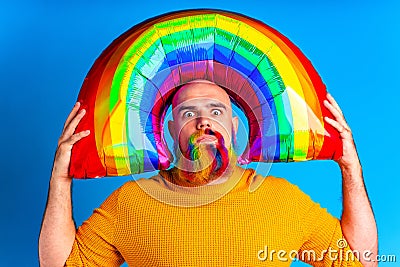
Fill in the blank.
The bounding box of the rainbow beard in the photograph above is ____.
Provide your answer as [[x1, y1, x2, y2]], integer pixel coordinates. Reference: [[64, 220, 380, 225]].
[[174, 129, 233, 186]]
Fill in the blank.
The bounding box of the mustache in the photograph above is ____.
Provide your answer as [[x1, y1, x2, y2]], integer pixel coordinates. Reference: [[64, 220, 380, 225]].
[[187, 129, 229, 176], [186, 128, 225, 159]]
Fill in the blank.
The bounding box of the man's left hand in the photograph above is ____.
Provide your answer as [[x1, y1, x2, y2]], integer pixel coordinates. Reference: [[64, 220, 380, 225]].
[[323, 93, 361, 171]]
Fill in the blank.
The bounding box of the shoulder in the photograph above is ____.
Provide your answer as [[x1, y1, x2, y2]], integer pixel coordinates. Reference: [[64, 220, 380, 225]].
[[116, 175, 158, 196], [110, 174, 168, 205], [251, 174, 315, 206], [255, 175, 300, 194], [99, 180, 140, 208]]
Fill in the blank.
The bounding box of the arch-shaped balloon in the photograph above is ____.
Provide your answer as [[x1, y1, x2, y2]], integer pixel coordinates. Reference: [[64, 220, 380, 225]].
[[70, 9, 342, 178]]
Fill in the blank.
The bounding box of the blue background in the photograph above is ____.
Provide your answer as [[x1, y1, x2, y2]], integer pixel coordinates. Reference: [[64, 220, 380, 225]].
[[1, 1, 399, 266]]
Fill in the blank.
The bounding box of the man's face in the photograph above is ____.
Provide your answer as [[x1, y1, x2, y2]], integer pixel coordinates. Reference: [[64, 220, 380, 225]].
[[168, 81, 238, 157]]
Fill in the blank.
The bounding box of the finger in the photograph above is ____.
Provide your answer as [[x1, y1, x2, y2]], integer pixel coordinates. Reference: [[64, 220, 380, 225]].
[[323, 100, 351, 131], [63, 109, 86, 137], [60, 130, 90, 148], [69, 130, 91, 145], [63, 102, 81, 131], [59, 109, 87, 144], [324, 116, 350, 135], [326, 93, 343, 115]]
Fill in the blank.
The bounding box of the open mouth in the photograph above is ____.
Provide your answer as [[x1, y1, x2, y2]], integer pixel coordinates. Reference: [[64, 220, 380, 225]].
[[196, 135, 218, 144]]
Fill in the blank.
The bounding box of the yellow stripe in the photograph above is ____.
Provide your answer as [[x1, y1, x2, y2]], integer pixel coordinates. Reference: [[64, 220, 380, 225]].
[[286, 86, 311, 160], [235, 21, 310, 158], [108, 27, 165, 173], [268, 42, 309, 157]]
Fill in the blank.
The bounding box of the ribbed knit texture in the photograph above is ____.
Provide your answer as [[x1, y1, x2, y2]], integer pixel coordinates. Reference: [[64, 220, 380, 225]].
[[66, 167, 361, 266]]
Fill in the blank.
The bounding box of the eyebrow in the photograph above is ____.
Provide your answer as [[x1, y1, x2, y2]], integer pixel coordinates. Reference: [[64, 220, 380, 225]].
[[177, 105, 197, 113], [208, 102, 227, 110], [177, 102, 227, 113]]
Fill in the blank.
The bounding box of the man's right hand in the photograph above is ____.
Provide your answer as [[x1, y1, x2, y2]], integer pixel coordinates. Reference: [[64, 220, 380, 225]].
[[51, 102, 90, 183], [39, 102, 90, 267]]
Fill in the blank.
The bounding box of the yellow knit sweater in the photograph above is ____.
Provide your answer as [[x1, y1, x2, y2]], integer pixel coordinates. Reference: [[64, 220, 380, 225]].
[[66, 167, 361, 266]]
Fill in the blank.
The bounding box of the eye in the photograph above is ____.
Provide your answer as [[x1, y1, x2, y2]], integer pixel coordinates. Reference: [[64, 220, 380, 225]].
[[212, 109, 222, 116], [183, 111, 195, 118]]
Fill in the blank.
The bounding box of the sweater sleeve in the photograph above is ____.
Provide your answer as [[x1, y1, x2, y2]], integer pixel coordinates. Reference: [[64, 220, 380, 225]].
[[294, 184, 362, 267], [65, 186, 125, 267]]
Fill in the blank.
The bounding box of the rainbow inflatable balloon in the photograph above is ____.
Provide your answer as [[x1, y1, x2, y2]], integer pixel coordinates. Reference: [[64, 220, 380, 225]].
[[70, 9, 342, 178]]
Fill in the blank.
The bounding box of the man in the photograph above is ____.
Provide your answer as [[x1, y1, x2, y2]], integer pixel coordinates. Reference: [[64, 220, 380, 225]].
[[39, 80, 377, 266]]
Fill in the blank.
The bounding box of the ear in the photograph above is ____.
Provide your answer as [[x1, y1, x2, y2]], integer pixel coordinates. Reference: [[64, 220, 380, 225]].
[[166, 120, 176, 163], [168, 120, 176, 140], [232, 116, 239, 136]]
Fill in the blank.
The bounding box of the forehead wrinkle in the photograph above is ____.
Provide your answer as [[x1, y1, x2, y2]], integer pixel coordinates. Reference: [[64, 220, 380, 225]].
[[207, 102, 227, 110], [177, 100, 228, 114], [172, 83, 230, 106], [171, 83, 232, 121]]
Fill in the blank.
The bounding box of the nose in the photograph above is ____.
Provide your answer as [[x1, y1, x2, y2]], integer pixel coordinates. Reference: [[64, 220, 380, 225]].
[[196, 116, 212, 130]]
